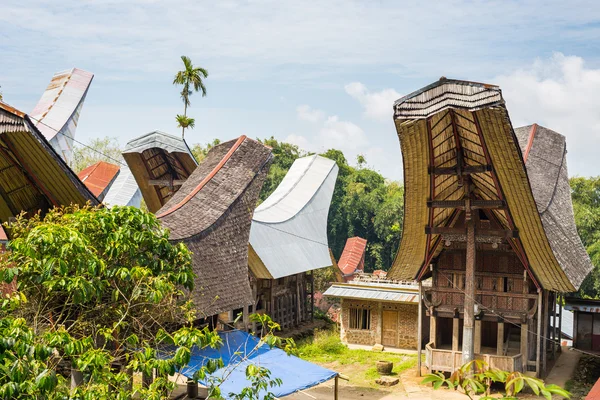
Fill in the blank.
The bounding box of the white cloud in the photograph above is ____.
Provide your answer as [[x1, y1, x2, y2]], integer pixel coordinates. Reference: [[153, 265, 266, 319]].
[[296, 105, 325, 123], [345, 82, 401, 122], [495, 52, 600, 176], [320, 116, 368, 150], [284, 134, 311, 150]]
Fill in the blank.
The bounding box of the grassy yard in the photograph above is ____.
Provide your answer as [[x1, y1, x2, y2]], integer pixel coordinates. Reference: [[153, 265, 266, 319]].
[[296, 328, 418, 390]]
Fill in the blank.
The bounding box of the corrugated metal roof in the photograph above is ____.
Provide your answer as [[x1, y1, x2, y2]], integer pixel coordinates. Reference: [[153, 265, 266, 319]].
[[323, 283, 419, 303], [30, 68, 94, 164], [338, 237, 367, 275], [249, 155, 338, 279], [565, 297, 600, 313], [103, 166, 142, 208], [77, 161, 120, 200]]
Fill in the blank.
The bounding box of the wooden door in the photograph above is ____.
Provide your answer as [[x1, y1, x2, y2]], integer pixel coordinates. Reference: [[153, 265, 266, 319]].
[[382, 310, 398, 347]]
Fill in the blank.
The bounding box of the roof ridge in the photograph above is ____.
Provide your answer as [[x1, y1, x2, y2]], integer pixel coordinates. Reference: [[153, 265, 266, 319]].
[[156, 135, 247, 218], [523, 123, 538, 163]]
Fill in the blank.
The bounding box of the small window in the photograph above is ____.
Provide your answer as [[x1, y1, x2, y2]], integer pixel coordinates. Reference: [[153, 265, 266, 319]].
[[349, 308, 371, 330]]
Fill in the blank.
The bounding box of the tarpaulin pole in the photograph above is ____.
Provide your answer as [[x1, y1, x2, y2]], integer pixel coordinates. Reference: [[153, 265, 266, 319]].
[[334, 375, 338, 400]]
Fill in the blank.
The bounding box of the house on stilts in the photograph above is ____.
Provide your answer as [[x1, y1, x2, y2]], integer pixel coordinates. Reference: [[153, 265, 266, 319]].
[[247, 155, 338, 330], [388, 78, 592, 377]]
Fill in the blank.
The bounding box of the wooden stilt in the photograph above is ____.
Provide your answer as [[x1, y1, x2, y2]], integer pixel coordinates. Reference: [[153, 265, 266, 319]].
[[461, 198, 476, 364], [552, 292, 557, 360], [558, 294, 563, 349], [429, 311, 437, 348], [376, 302, 383, 345], [497, 321, 504, 356], [536, 290, 542, 377], [417, 281, 423, 377], [543, 290, 549, 375], [452, 317, 460, 352], [520, 322, 528, 372], [474, 320, 482, 355]]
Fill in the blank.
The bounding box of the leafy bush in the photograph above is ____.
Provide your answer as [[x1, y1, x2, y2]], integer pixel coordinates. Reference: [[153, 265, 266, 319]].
[[422, 360, 570, 399]]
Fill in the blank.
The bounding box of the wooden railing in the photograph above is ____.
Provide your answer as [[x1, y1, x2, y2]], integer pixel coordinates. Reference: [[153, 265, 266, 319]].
[[426, 288, 536, 314], [425, 342, 523, 373]]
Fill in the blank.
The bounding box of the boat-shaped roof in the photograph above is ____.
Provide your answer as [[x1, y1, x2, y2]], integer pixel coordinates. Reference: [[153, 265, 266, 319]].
[[123, 131, 197, 213], [249, 155, 338, 279], [157, 136, 272, 316]]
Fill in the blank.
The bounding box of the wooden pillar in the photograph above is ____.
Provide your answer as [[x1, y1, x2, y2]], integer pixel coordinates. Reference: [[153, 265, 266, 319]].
[[474, 319, 482, 355], [497, 321, 505, 356], [461, 199, 476, 364], [552, 292, 557, 359], [520, 322, 528, 372], [543, 290, 549, 374], [310, 272, 315, 321], [340, 299, 346, 342], [376, 302, 383, 345], [558, 294, 563, 348], [452, 317, 460, 352], [536, 290, 542, 377], [296, 274, 302, 326], [417, 281, 423, 377], [429, 310, 437, 348]]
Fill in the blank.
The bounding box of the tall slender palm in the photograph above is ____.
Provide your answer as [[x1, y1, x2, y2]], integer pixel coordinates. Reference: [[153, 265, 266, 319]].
[[173, 56, 208, 139]]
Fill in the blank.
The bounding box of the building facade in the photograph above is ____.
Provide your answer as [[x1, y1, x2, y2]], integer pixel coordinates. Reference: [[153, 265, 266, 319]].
[[325, 276, 422, 350], [387, 79, 592, 377]]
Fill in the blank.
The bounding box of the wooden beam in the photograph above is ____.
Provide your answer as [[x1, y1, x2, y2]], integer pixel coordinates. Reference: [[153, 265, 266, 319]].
[[148, 179, 187, 186], [429, 164, 492, 176], [425, 226, 518, 239], [427, 199, 505, 209], [536, 290, 542, 377]]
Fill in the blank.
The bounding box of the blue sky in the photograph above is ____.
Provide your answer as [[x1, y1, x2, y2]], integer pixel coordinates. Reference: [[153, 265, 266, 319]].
[[2, 0, 600, 180]]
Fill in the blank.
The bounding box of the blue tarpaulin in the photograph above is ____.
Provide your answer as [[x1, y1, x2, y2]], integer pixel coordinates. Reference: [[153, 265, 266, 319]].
[[177, 330, 337, 399]]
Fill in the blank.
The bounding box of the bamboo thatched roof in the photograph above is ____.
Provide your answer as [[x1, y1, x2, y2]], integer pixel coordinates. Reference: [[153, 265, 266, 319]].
[[514, 124, 592, 290], [387, 78, 576, 292], [0, 102, 98, 227], [157, 136, 272, 317]]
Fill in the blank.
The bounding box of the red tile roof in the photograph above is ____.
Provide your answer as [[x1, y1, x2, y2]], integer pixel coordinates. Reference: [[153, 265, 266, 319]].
[[338, 236, 367, 276], [77, 161, 120, 199]]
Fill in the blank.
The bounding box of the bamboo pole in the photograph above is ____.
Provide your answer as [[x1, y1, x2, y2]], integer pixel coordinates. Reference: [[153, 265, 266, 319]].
[[334, 375, 339, 400]]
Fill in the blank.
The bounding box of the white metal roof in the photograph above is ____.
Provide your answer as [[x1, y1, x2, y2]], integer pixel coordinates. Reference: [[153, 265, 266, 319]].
[[30, 68, 94, 164], [249, 155, 338, 279], [324, 283, 419, 303], [123, 130, 195, 156], [103, 166, 142, 208]]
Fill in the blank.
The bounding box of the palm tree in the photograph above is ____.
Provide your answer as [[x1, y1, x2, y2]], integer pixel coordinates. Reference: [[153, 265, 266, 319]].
[[175, 114, 195, 132], [173, 56, 208, 139]]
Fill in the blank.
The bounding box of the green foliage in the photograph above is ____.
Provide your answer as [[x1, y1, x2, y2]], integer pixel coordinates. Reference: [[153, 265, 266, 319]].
[[176, 114, 195, 130], [0, 206, 296, 399], [191, 138, 222, 163], [70, 136, 123, 173], [257, 137, 305, 202], [571, 176, 600, 298], [422, 360, 570, 399]]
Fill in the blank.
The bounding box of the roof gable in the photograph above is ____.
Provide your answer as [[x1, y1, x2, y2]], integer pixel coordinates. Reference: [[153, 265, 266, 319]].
[[338, 237, 367, 276], [78, 161, 120, 200]]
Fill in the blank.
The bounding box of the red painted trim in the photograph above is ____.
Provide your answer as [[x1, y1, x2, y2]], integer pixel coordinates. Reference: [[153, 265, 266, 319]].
[[157, 135, 247, 218], [522, 124, 538, 164]]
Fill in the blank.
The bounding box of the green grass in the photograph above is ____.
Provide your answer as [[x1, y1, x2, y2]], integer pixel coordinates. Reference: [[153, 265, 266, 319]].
[[297, 329, 417, 389]]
